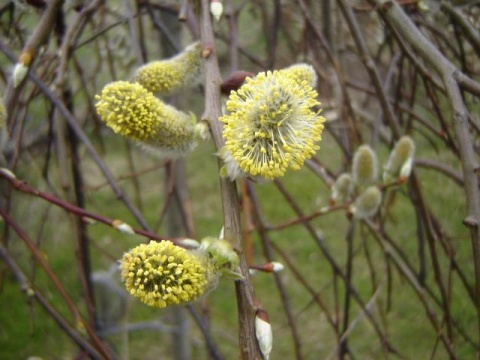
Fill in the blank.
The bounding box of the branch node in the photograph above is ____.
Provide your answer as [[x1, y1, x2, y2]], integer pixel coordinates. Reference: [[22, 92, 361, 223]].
[[380, 1, 393, 11], [463, 215, 479, 228], [201, 45, 214, 58]]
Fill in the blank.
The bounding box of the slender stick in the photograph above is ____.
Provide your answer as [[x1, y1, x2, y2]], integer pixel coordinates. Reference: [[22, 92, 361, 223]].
[[0, 169, 173, 243]]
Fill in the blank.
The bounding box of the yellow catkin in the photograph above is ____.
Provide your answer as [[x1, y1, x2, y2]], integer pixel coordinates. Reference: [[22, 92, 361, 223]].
[[120, 240, 212, 308], [95, 81, 197, 156], [133, 42, 202, 96], [220, 70, 325, 180], [280, 63, 318, 88]]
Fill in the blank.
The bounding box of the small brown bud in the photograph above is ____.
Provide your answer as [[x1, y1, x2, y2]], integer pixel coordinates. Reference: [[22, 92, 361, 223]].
[[221, 71, 255, 95]]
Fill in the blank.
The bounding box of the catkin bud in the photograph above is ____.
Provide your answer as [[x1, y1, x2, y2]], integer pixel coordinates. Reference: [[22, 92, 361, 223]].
[[255, 310, 273, 360], [352, 145, 378, 187], [95, 81, 198, 157], [133, 42, 203, 96], [250, 262, 285, 274], [112, 219, 135, 235], [330, 173, 353, 205], [280, 63, 318, 88], [120, 240, 218, 308], [177, 238, 201, 249], [0, 168, 16, 179], [12, 51, 34, 88], [219, 146, 248, 180], [350, 186, 382, 220], [383, 136, 415, 183], [194, 121, 211, 140], [201, 237, 240, 271], [210, 0, 223, 21], [13, 63, 29, 88]]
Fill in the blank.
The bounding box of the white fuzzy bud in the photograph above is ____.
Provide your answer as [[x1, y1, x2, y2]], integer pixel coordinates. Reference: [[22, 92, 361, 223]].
[[350, 186, 382, 220], [383, 136, 415, 183], [271, 262, 284, 272], [330, 173, 353, 204], [194, 121, 211, 140], [210, 1, 223, 22], [202, 237, 239, 270], [0, 168, 17, 179], [319, 206, 329, 213], [199, 237, 214, 251], [399, 157, 413, 179], [352, 145, 378, 187], [112, 220, 135, 234], [255, 314, 273, 360], [177, 238, 201, 249], [13, 63, 29, 88]]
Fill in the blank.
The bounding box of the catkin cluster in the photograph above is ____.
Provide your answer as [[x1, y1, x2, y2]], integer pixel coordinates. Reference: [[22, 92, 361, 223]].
[[330, 136, 415, 219], [95, 43, 204, 157]]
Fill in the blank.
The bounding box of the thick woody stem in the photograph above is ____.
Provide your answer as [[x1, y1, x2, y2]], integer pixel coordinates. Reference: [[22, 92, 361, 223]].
[[197, 0, 260, 359]]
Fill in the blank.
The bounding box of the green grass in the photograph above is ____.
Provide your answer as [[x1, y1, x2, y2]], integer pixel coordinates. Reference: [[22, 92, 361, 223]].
[[1, 128, 477, 359]]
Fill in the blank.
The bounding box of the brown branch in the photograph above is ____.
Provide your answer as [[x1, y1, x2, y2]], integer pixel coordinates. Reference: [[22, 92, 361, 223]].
[[196, 0, 260, 358], [0, 168, 178, 244], [339, 221, 355, 359], [414, 158, 463, 186], [365, 220, 460, 358]]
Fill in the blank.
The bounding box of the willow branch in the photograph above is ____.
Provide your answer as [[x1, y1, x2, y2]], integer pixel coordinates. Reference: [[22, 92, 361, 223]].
[[197, 0, 260, 358], [0, 168, 174, 243]]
